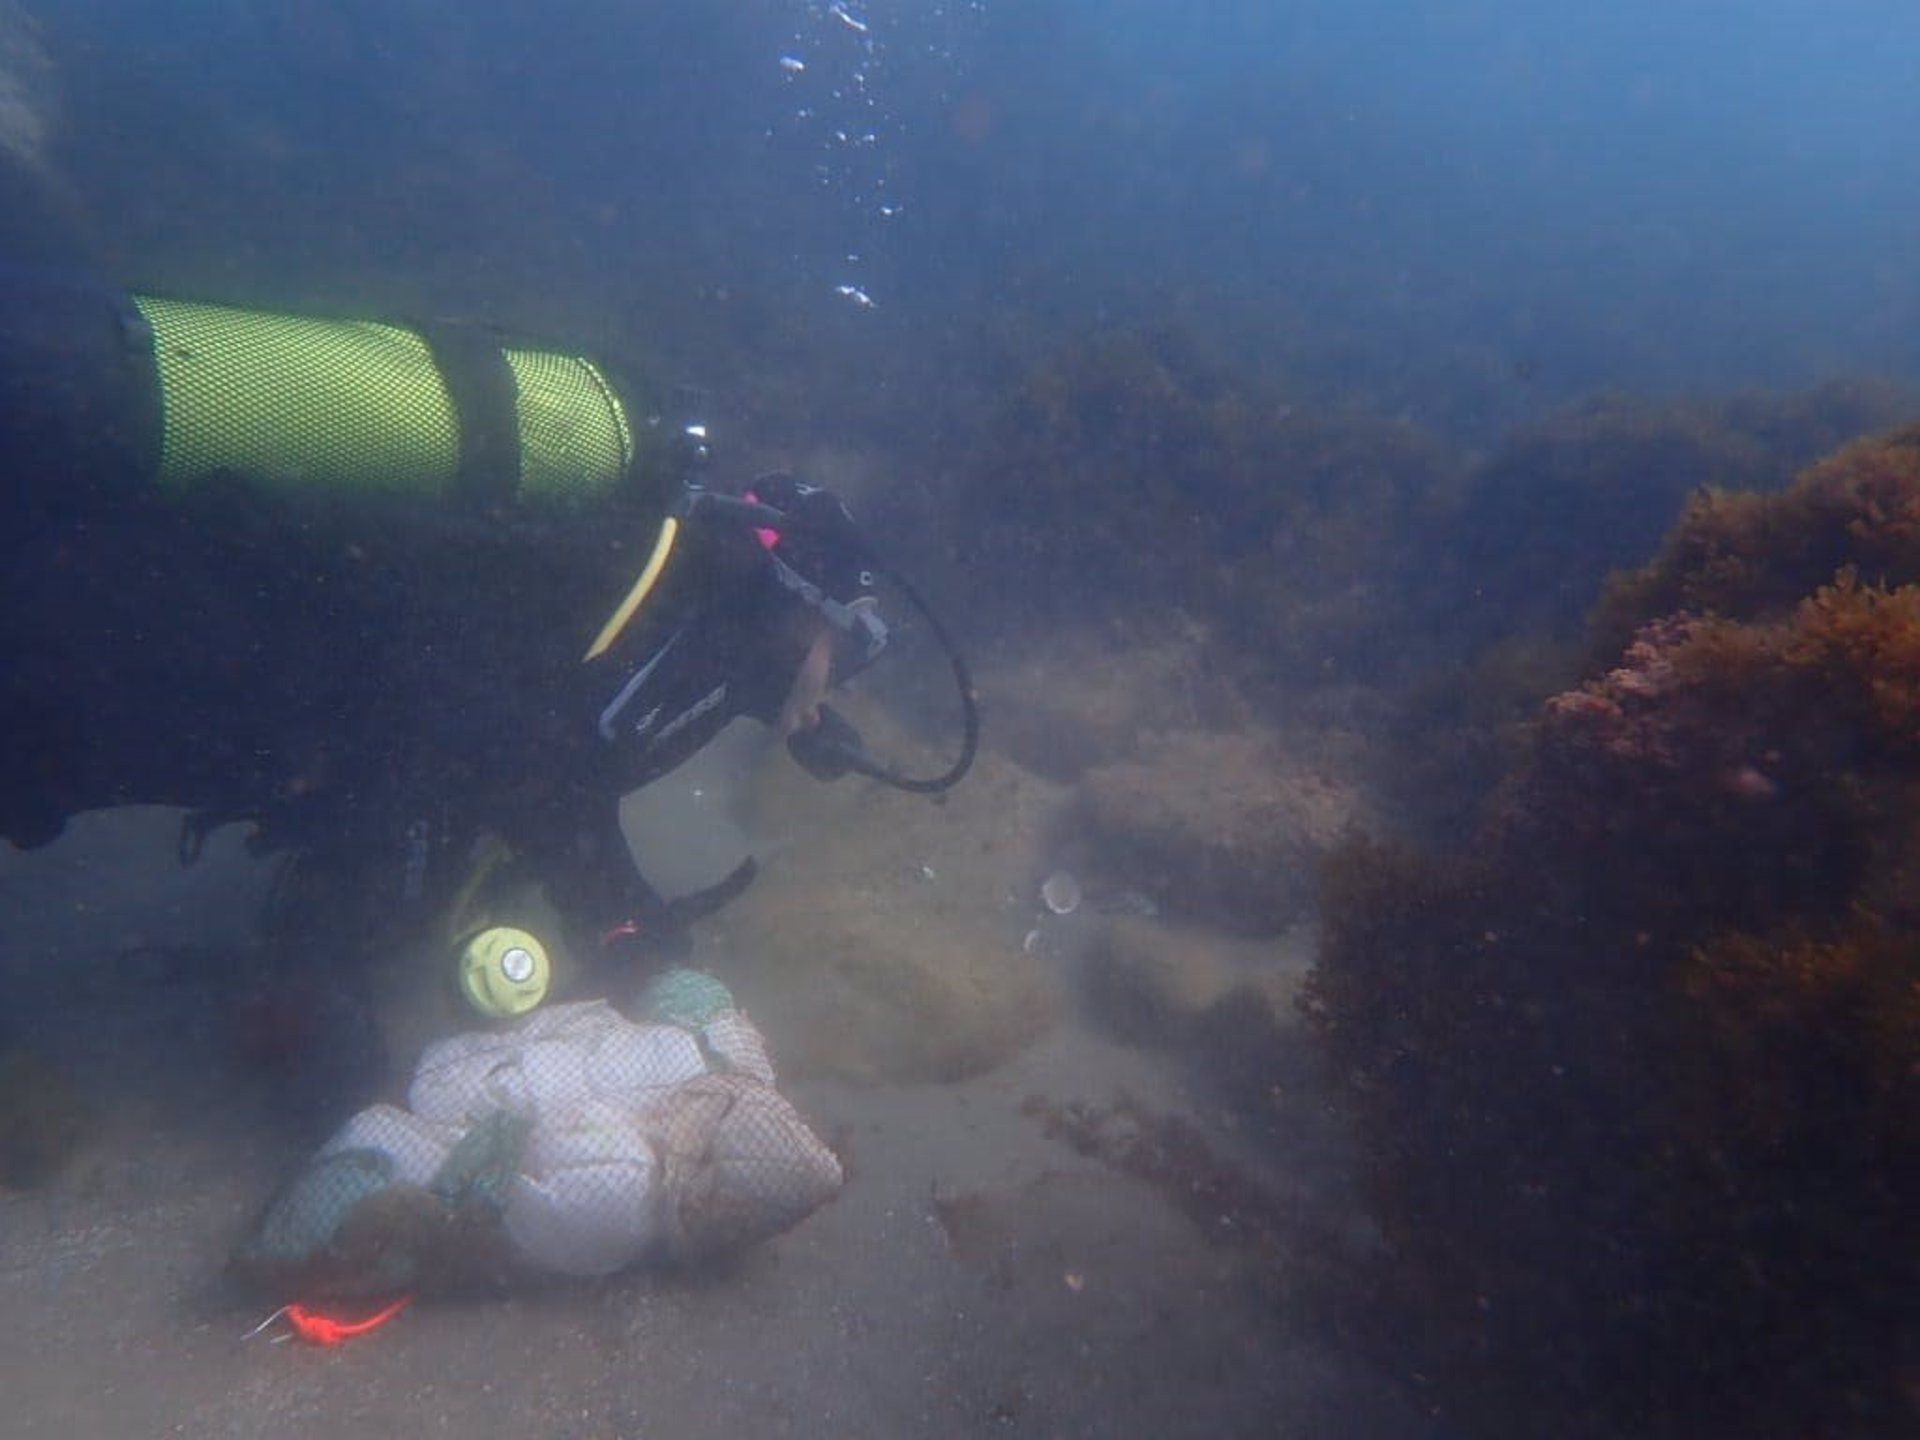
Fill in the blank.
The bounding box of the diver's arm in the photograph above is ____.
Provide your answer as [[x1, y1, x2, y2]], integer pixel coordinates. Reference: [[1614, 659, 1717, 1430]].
[[777, 621, 835, 736]]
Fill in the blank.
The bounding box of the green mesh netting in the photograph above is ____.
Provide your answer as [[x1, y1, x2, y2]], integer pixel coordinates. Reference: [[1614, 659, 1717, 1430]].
[[504, 348, 633, 501], [241, 1148, 399, 1272], [644, 968, 737, 1029], [134, 296, 461, 497]]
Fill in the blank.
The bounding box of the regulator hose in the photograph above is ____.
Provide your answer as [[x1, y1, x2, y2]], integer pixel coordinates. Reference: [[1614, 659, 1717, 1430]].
[[687, 491, 978, 795]]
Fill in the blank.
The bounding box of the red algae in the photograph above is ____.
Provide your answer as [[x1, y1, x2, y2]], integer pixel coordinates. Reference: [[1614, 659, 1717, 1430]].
[[1308, 422, 1920, 1440]]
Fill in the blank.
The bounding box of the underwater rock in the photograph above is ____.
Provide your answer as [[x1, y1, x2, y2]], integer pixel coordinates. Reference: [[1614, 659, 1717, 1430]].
[[719, 873, 1056, 1085], [1081, 915, 1313, 1113], [1019, 1091, 1378, 1305], [973, 623, 1252, 783], [712, 701, 1064, 1085], [1076, 729, 1365, 934], [1024, 1093, 1284, 1251], [1081, 914, 1295, 1044]]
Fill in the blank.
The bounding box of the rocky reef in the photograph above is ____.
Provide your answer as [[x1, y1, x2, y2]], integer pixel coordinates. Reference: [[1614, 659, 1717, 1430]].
[[1590, 419, 1920, 653], [1380, 386, 1920, 848], [1307, 424, 1920, 1438], [1075, 729, 1366, 935]]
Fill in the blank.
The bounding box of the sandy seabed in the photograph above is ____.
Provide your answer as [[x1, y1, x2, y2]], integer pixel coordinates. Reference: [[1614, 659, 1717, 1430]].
[[0, 803, 1439, 1440]]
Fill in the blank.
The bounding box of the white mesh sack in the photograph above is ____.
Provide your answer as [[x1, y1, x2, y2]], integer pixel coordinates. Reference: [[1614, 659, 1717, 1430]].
[[645, 1073, 845, 1260], [320, 1103, 457, 1186], [503, 1097, 662, 1276], [237, 975, 842, 1299], [409, 1000, 708, 1124]]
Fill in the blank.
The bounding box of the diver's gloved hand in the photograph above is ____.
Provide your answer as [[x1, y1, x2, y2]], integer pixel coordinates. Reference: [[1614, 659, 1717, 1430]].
[[785, 704, 876, 783]]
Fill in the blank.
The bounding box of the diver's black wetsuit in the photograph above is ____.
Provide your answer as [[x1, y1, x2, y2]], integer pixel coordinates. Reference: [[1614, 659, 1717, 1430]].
[[0, 267, 875, 964], [531, 475, 881, 948], [2, 472, 870, 945]]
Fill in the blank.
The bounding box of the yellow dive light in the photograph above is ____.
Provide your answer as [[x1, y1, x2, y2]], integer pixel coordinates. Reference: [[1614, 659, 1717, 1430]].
[[457, 925, 552, 1018]]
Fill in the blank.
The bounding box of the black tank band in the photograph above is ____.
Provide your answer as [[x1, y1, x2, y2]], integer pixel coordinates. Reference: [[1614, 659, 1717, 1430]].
[[418, 323, 522, 508]]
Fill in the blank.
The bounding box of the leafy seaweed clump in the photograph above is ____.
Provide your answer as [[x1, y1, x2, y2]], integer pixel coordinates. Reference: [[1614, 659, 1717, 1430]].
[[1308, 423, 1920, 1440]]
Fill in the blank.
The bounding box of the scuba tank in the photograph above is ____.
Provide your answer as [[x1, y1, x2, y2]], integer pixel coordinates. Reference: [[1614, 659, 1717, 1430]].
[[0, 266, 663, 513]]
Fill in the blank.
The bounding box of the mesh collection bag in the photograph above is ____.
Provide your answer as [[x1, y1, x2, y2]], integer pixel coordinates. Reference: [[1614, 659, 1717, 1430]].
[[234, 971, 839, 1300]]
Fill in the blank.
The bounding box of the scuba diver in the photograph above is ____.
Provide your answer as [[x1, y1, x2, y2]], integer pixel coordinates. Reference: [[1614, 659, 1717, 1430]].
[[525, 468, 900, 966], [0, 268, 976, 1056]]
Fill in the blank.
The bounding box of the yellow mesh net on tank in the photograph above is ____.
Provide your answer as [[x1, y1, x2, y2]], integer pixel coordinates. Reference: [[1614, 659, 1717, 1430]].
[[133, 296, 461, 497], [504, 348, 634, 502]]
